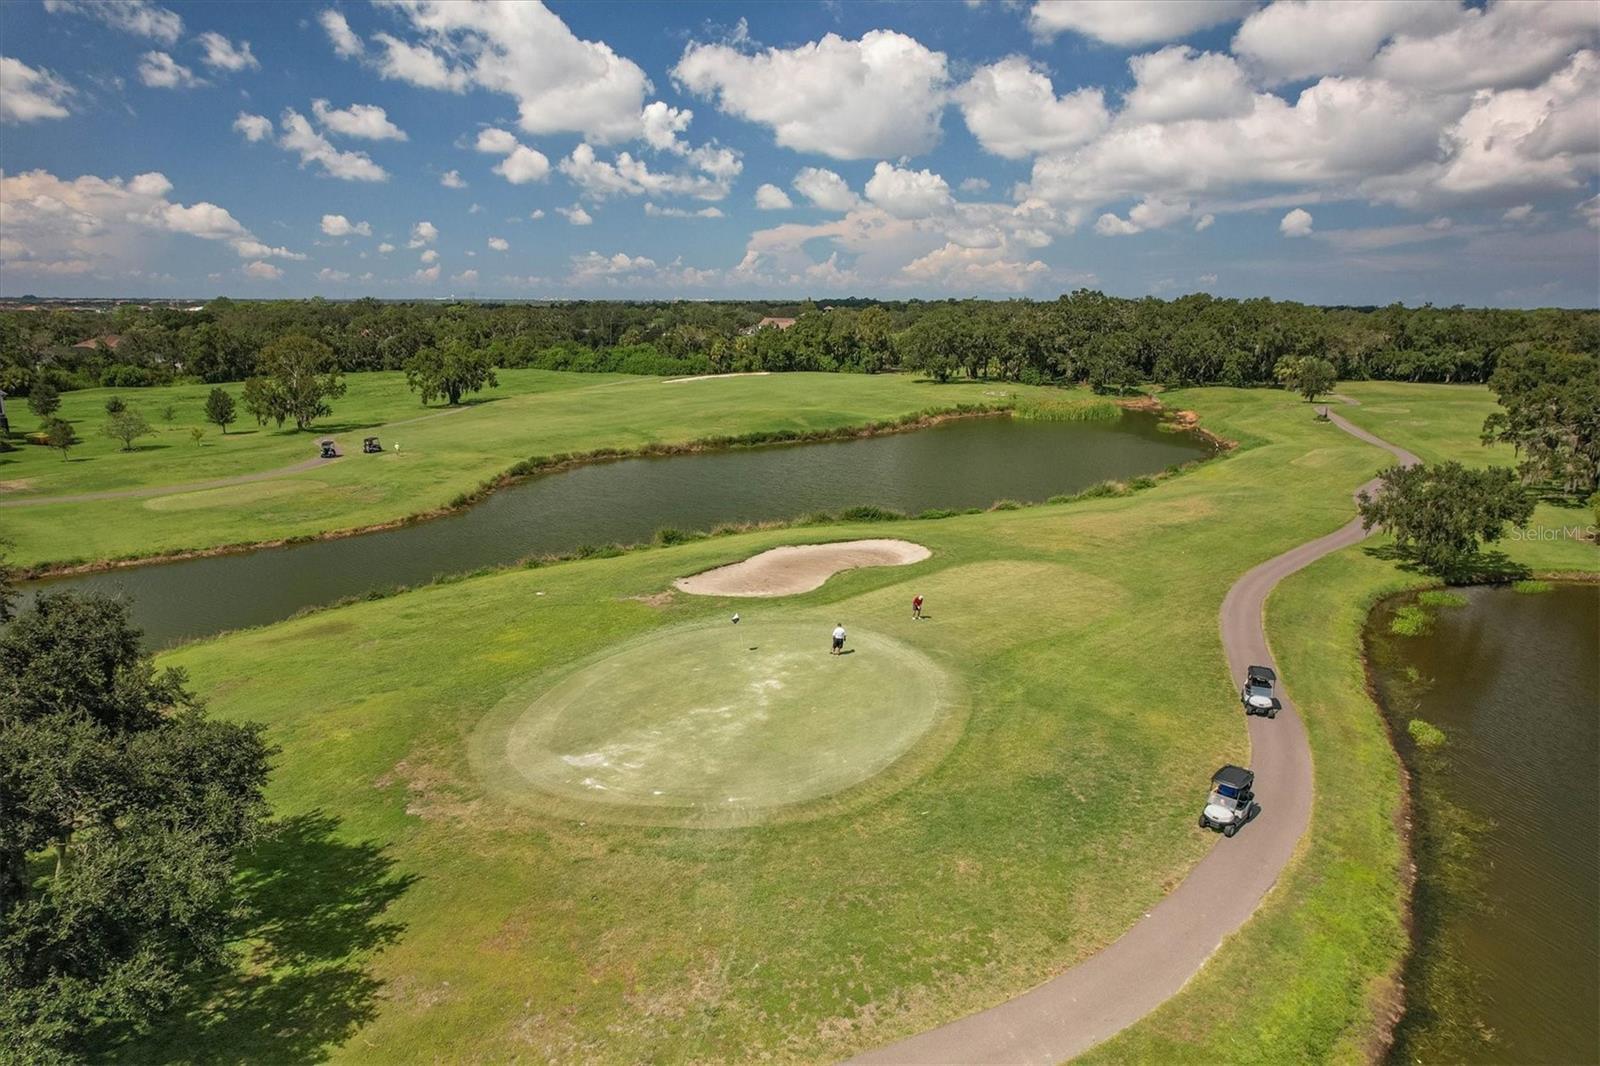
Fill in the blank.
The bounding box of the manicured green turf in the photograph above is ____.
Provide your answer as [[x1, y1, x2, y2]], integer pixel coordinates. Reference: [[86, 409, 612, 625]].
[[470, 617, 958, 827], [100, 383, 1593, 1063], [0, 371, 1048, 569]]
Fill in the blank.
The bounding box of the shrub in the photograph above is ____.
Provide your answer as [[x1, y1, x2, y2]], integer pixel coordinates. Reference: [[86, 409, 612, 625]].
[[987, 499, 1023, 511], [1014, 396, 1119, 422], [837, 505, 905, 522]]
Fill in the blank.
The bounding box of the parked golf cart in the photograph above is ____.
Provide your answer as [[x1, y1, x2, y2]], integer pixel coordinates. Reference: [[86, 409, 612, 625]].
[[1198, 764, 1260, 837], [1240, 664, 1281, 718], [362, 436, 382, 454], [318, 439, 338, 459]]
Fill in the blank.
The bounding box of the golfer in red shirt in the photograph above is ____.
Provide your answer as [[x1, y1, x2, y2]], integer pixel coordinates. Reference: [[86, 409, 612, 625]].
[[912, 594, 924, 620]]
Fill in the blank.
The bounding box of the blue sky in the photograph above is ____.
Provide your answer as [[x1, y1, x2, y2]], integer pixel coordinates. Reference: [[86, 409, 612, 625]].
[[2, 0, 1596, 305]]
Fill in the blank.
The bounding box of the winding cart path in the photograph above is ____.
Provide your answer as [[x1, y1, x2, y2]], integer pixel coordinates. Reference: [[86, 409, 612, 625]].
[[850, 407, 1419, 1065]]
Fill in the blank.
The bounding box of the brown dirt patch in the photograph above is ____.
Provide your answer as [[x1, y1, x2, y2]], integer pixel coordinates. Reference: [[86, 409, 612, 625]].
[[673, 539, 931, 597]]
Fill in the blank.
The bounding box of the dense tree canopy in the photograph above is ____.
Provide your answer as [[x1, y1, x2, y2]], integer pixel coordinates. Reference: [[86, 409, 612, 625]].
[[0, 593, 274, 1063], [1, 295, 1594, 400], [1358, 462, 1536, 577], [1481, 347, 1599, 496]]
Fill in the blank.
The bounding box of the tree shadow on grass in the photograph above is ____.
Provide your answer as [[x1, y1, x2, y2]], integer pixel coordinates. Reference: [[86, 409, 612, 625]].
[[101, 811, 418, 1064], [1362, 542, 1533, 585]]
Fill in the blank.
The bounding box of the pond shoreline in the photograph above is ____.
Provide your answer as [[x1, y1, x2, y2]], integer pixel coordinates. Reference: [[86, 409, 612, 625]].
[[1359, 588, 1423, 1065], [1362, 578, 1600, 1064], [19, 397, 1220, 580]]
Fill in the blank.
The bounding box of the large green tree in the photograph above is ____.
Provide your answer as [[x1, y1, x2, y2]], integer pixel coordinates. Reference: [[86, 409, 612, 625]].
[[257, 335, 346, 430], [1274, 355, 1339, 402], [0, 593, 274, 1063], [403, 340, 499, 406], [204, 387, 237, 434], [1481, 347, 1600, 496], [1358, 461, 1536, 577]]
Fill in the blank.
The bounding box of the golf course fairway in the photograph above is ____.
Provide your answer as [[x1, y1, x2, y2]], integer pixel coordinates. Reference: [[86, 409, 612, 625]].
[[471, 617, 958, 826], [103, 382, 1595, 1064]]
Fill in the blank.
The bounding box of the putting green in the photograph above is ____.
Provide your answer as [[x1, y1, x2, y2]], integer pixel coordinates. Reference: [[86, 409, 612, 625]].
[[470, 619, 958, 826]]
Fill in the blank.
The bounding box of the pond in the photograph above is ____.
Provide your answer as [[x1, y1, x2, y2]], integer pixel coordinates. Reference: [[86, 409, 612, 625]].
[[24, 411, 1212, 648], [1366, 583, 1599, 1065]]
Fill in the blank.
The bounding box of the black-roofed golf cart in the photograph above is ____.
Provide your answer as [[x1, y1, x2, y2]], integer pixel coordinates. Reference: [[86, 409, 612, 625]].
[[318, 439, 338, 459], [362, 436, 382, 454], [1240, 664, 1281, 718], [1199, 764, 1260, 837]]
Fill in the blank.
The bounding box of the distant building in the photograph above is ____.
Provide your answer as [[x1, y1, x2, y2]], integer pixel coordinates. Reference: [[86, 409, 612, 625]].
[[740, 316, 798, 335], [72, 334, 123, 351]]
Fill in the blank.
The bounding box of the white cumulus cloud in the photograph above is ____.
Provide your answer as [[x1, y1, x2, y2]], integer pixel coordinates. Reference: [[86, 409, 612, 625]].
[[674, 30, 950, 159], [1280, 207, 1315, 236], [409, 221, 438, 247], [311, 99, 408, 141], [1122, 46, 1254, 123], [864, 161, 953, 218], [320, 214, 372, 237], [1029, 0, 1254, 46], [138, 51, 203, 89], [792, 167, 859, 211], [197, 31, 259, 73], [279, 109, 388, 181], [487, 236, 509, 251], [369, 2, 651, 142], [232, 111, 272, 141], [44, 0, 182, 44], [319, 8, 364, 58], [755, 183, 793, 210], [0, 57, 73, 123], [957, 56, 1109, 159]]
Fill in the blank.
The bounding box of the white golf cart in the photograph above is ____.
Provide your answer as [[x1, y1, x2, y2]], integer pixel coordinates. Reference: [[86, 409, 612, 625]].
[[1240, 664, 1281, 718], [1198, 764, 1261, 838]]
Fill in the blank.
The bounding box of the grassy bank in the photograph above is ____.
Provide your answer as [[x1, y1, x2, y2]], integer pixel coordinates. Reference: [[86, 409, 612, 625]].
[[1085, 390, 1594, 1063], [0, 371, 1061, 569], [97, 384, 1593, 1062]]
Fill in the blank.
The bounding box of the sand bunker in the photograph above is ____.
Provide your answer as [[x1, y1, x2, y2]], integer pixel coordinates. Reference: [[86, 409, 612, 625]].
[[675, 539, 931, 597], [661, 371, 773, 384]]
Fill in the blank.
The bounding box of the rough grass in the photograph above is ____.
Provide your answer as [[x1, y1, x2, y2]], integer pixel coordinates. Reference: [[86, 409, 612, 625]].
[[0, 371, 1069, 569], [98, 383, 1595, 1063]]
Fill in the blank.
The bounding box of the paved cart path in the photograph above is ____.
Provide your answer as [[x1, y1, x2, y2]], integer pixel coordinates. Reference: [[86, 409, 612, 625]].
[[850, 408, 1418, 1065]]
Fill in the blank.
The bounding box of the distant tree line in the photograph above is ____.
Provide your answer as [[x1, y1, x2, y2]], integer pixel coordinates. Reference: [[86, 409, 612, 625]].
[[3, 293, 1594, 397]]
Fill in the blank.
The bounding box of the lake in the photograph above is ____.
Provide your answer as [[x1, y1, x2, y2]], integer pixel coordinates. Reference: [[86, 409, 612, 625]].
[[23, 411, 1212, 648]]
